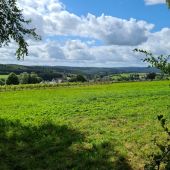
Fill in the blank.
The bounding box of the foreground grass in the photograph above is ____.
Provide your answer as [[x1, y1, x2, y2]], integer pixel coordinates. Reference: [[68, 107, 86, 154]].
[[0, 81, 170, 170]]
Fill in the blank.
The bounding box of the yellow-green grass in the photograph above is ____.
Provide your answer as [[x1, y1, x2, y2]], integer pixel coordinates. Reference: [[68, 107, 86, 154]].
[[0, 75, 8, 79], [0, 81, 170, 170]]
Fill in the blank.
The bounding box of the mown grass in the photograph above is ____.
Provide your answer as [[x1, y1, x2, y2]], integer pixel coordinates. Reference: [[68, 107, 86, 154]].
[[0, 81, 170, 170]]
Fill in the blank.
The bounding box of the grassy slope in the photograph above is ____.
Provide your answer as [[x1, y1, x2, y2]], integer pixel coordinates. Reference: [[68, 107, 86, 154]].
[[0, 81, 170, 170]]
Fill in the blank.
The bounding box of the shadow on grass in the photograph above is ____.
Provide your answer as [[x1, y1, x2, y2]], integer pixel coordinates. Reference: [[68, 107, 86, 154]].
[[0, 119, 133, 170]]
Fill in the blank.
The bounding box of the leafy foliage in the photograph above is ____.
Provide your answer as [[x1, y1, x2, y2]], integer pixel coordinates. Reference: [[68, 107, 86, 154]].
[[144, 115, 170, 170], [134, 49, 170, 75], [19, 72, 30, 84], [28, 72, 42, 84], [167, 0, 170, 8], [19, 72, 42, 84], [0, 78, 5, 85], [69, 75, 87, 82], [0, 0, 40, 59], [6, 72, 19, 85], [146, 73, 157, 80]]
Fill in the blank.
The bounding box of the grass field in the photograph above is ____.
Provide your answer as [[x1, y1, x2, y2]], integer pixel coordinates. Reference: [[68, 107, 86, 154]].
[[0, 75, 8, 79], [0, 81, 170, 170]]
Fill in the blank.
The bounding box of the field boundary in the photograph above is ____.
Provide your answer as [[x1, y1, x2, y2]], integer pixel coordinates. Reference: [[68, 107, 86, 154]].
[[0, 80, 169, 92]]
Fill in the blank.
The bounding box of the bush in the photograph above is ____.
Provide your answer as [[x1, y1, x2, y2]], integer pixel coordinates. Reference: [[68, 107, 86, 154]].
[[146, 73, 156, 80], [19, 72, 30, 84], [69, 75, 87, 82], [0, 78, 5, 85], [144, 115, 170, 170], [6, 73, 19, 85], [29, 72, 43, 84], [19, 72, 43, 84]]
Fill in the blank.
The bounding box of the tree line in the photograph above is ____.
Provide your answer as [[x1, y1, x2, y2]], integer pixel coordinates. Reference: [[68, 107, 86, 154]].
[[0, 72, 42, 85]]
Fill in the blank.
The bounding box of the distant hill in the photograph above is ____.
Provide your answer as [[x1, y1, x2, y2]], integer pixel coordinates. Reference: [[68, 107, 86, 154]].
[[0, 64, 159, 77]]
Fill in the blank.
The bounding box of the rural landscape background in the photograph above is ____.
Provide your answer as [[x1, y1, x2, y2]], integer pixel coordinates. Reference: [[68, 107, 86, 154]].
[[0, 0, 170, 170]]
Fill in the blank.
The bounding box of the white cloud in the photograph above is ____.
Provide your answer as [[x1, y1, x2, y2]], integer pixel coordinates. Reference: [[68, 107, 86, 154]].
[[0, 0, 169, 67], [0, 39, 143, 67], [18, 0, 154, 46], [140, 28, 170, 54], [145, 0, 165, 5], [78, 14, 153, 46]]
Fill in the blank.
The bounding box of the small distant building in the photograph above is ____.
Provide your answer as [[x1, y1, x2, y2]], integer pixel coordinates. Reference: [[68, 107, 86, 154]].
[[51, 78, 63, 83]]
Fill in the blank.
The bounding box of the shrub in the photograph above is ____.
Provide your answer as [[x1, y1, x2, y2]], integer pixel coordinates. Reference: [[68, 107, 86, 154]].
[[0, 78, 5, 85], [6, 73, 19, 85], [19, 72, 43, 84], [144, 115, 170, 170], [19, 72, 30, 84], [69, 75, 87, 82], [146, 73, 157, 80], [29, 72, 43, 84]]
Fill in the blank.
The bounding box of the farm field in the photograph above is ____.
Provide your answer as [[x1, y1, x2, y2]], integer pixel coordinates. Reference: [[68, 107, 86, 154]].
[[0, 75, 8, 79], [0, 81, 170, 170]]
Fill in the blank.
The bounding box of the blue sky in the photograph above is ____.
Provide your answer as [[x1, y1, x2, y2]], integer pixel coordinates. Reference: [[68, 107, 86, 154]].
[[0, 0, 170, 67]]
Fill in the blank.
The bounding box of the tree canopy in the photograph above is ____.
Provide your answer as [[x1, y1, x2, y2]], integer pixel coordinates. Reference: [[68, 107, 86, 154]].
[[167, 0, 170, 7], [6, 72, 19, 85], [0, 0, 40, 59]]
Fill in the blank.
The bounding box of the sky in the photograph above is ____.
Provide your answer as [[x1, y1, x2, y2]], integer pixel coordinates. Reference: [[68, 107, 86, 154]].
[[0, 0, 170, 67]]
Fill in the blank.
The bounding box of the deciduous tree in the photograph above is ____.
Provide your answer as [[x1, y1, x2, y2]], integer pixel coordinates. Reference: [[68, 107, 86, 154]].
[[167, 0, 170, 7], [0, 0, 40, 59]]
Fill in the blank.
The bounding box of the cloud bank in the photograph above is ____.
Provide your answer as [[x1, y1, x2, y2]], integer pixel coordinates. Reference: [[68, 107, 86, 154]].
[[0, 0, 169, 67]]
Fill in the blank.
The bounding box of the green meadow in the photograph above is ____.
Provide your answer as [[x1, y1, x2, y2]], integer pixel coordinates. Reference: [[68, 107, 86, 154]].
[[0, 81, 170, 170], [0, 75, 8, 79]]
